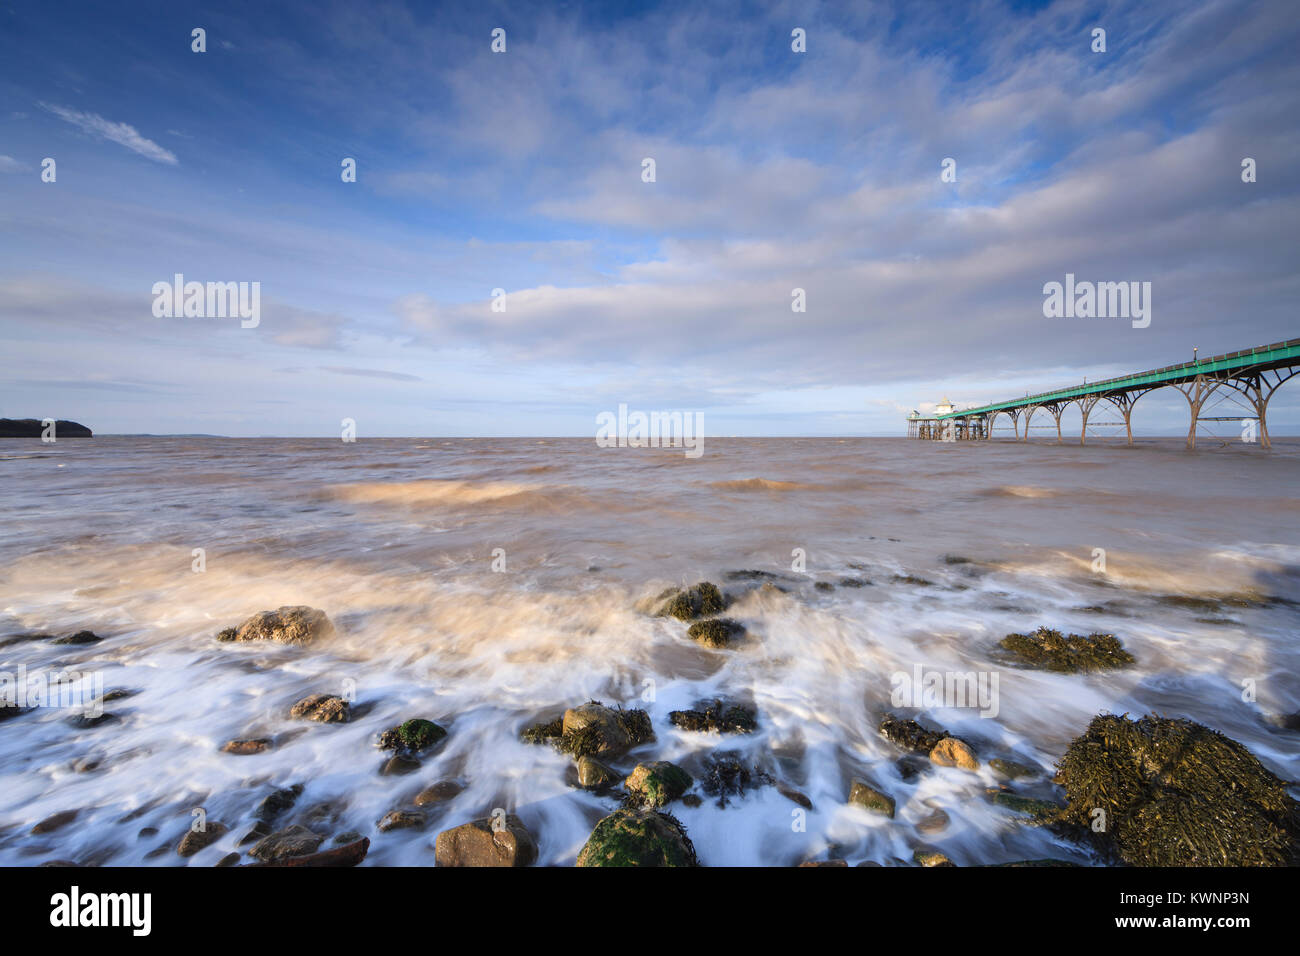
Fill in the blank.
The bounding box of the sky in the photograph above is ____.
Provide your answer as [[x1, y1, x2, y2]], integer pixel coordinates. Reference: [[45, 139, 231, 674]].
[[0, 0, 1297, 436]]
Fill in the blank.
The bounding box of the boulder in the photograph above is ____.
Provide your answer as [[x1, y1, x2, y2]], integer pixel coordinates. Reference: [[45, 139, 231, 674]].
[[930, 737, 979, 771], [377, 810, 427, 832], [290, 693, 350, 723], [848, 780, 896, 818], [576, 756, 621, 789], [249, 824, 325, 863], [624, 761, 693, 808], [989, 758, 1038, 780], [177, 822, 229, 857], [559, 701, 653, 757], [434, 814, 538, 867], [377, 718, 447, 752], [51, 630, 101, 645], [575, 809, 698, 867], [415, 781, 465, 806], [221, 738, 272, 755], [218, 606, 334, 646]]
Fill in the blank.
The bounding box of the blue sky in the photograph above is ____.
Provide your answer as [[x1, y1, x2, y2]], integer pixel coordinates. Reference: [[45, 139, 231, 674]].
[[1, 0, 1297, 436]]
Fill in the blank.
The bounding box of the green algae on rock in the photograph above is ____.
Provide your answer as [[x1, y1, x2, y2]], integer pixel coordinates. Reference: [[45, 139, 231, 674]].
[[991, 792, 1062, 824], [998, 627, 1135, 673], [848, 780, 896, 817], [377, 718, 447, 753], [575, 808, 699, 867], [624, 761, 693, 808], [1055, 714, 1300, 866]]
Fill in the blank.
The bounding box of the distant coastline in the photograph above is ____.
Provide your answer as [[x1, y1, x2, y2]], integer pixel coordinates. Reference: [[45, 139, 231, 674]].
[[0, 418, 92, 438]]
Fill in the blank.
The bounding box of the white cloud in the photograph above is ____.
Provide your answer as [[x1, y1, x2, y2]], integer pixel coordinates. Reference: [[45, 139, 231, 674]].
[[40, 102, 179, 165]]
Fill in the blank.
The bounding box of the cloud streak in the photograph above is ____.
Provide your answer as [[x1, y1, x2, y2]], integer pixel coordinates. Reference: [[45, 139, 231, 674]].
[[40, 102, 178, 165]]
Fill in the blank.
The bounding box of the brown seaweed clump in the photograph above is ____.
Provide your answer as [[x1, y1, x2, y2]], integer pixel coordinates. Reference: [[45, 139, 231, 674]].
[[520, 701, 653, 759], [669, 699, 757, 735], [999, 627, 1135, 673], [656, 582, 727, 621], [1055, 714, 1300, 866]]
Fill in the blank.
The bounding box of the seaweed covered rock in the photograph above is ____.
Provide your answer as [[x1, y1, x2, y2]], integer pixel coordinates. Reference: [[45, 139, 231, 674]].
[[522, 702, 653, 758], [575, 809, 699, 867], [560, 702, 653, 757], [217, 606, 335, 646], [700, 752, 772, 808], [1055, 714, 1300, 866], [999, 627, 1135, 673], [624, 761, 693, 808], [686, 618, 745, 648], [378, 718, 447, 753], [669, 699, 757, 735], [878, 714, 949, 754], [991, 792, 1062, 823], [655, 582, 726, 621], [435, 814, 538, 867]]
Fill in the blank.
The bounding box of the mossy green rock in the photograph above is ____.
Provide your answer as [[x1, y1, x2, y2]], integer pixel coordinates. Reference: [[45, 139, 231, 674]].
[[848, 780, 896, 817], [991, 792, 1062, 823], [999, 627, 1135, 673], [378, 718, 447, 752], [625, 761, 693, 807], [656, 582, 726, 621], [575, 809, 699, 867], [990, 758, 1039, 780], [1056, 714, 1300, 866]]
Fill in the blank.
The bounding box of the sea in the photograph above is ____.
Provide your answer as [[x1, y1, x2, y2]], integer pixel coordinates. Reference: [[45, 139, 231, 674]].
[[1, 435, 1297, 866]]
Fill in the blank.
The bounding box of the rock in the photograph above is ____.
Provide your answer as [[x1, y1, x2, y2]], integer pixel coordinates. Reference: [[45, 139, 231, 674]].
[[576, 756, 621, 789], [51, 630, 101, 645], [177, 822, 229, 857], [777, 784, 813, 810], [377, 810, 427, 832], [655, 582, 727, 621], [249, 837, 369, 868], [990, 758, 1038, 780], [930, 737, 979, 771], [215, 852, 241, 867], [814, 581, 834, 591], [991, 793, 1062, 823], [256, 785, 303, 822], [575, 809, 698, 867], [625, 761, 693, 808], [221, 738, 272, 755], [879, 714, 948, 754], [799, 859, 849, 867], [290, 693, 350, 723], [380, 753, 421, 776], [67, 712, 119, 730], [848, 780, 896, 817], [218, 606, 335, 646], [239, 820, 271, 846], [559, 701, 653, 757], [334, 830, 363, 844], [916, 808, 950, 835], [137, 827, 159, 839], [668, 699, 757, 735], [681, 794, 703, 808], [414, 781, 465, 806], [1056, 714, 1299, 866], [998, 627, 1135, 673], [434, 815, 538, 867], [685, 618, 745, 648], [250, 824, 325, 863], [896, 756, 929, 781], [838, 577, 870, 588], [31, 810, 79, 834], [913, 847, 955, 867], [377, 718, 447, 752], [0, 418, 92, 437]]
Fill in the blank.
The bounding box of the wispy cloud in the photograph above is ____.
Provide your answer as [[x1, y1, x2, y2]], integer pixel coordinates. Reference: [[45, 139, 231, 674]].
[[39, 102, 178, 165], [0, 155, 27, 173]]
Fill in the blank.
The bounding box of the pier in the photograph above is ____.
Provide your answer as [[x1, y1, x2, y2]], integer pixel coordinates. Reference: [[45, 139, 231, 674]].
[[907, 338, 1300, 448]]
